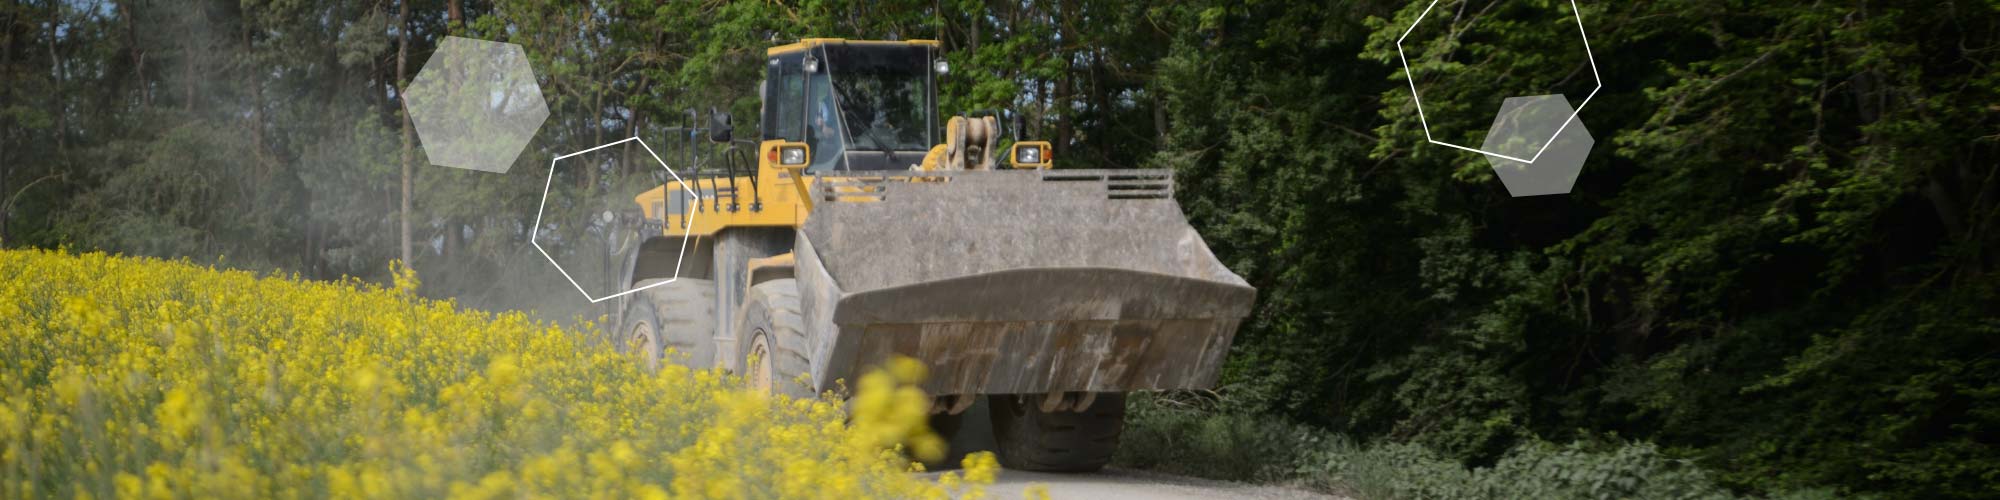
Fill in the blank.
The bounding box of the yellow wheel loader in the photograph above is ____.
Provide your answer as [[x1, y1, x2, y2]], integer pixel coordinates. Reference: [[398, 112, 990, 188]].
[[614, 38, 1254, 472]]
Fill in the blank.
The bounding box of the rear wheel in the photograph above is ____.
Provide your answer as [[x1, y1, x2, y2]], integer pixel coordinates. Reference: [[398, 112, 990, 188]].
[[915, 411, 976, 470], [989, 393, 1127, 472], [736, 278, 815, 399], [619, 278, 716, 370]]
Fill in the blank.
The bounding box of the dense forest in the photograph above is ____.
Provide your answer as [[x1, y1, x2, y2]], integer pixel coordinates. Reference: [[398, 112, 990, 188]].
[[1, 1, 1994, 498]]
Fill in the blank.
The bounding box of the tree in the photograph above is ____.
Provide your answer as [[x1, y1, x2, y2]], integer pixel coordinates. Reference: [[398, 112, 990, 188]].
[[396, 0, 414, 268]]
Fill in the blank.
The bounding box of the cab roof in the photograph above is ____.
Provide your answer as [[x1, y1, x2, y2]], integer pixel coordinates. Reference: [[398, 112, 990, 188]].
[[767, 38, 940, 57]]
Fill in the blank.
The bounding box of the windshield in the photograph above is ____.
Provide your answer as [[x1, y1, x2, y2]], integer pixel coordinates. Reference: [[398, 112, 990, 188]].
[[823, 45, 933, 152], [807, 72, 844, 173]]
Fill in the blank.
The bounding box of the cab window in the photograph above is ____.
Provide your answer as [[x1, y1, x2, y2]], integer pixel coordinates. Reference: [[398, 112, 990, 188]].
[[806, 71, 845, 173], [763, 57, 804, 142]]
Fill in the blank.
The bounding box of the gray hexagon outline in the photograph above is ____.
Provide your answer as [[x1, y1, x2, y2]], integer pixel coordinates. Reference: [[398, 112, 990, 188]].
[[531, 137, 699, 304], [407, 36, 550, 173], [1395, 0, 1601, 164]]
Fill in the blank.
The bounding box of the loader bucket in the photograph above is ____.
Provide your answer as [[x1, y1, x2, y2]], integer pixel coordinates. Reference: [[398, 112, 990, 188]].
[[792, 169, 1256, 396]]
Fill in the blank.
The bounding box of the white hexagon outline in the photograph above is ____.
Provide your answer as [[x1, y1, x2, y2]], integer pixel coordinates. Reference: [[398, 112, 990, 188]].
[[1396, 0, 1601, 164], [531, 136, 698, 304]]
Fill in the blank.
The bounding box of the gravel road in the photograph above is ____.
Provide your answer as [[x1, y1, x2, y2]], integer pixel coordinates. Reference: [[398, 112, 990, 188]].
[[926, 401, 1343, 499], [923, 467, 1343, 500]]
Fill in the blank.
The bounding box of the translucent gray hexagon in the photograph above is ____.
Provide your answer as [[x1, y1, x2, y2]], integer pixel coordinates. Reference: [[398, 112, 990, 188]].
[[407, 36, 549, 173], [1481, 94, 1594, 197]]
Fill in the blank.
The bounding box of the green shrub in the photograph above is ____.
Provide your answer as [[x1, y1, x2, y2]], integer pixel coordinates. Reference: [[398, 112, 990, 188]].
[[1296, 441, 1734, 500], [1117, 394, 1859, 500], [1114, 392, 1320, 481]]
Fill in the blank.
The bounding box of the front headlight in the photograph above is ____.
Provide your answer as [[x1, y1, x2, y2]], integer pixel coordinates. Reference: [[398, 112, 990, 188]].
[[779, 145, 808, 166], [1009, 141, 1053, 169], [1016, 145, 1041, 164], [934, 58, 950, 75]]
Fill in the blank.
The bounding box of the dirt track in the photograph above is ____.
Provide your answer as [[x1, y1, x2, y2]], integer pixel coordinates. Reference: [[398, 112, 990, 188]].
[[929, 401, 1344, 499], [925, 468, 1342, 500]]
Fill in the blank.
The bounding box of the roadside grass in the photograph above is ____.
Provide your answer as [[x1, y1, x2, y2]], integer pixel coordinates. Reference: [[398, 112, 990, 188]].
[[1114, 392, 1853, 500]]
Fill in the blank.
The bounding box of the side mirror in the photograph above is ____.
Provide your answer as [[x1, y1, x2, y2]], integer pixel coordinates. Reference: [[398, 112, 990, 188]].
[[708, 108, 733, 143]]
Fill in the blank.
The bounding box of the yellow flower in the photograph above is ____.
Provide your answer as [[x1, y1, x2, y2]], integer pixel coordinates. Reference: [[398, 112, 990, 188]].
[[155, 387, 203, 441], [1023, 483, 1053, 500], [0, 249, 993, 499]]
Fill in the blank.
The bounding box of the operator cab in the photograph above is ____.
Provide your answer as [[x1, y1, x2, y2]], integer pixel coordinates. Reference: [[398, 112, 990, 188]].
[[763, 40, 941, 172]]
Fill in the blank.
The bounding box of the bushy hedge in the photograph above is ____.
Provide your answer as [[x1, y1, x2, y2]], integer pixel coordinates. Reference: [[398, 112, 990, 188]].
[[1116, 393, 1853, 500]]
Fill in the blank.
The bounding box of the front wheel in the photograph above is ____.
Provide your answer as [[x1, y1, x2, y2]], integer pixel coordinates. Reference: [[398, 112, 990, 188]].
[[617, 290, 664, 370], [618, 278, 716, 370], [989, 393, 1126, 472], [735, 278, 815, 399]]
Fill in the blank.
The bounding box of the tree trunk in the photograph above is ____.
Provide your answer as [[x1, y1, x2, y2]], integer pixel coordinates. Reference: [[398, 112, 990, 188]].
[[46, 4, 65, 154], [623, 111, 638, 180], [119, 1, 147, 108], [243, 16, 267, 184], [1, 10, 13, 246], [584, 88, 602, 192], [397, 0, 414, 267], [305, 197, 314, 278], [372, 58, 387, 115], [1053, 0, 1074, 156], [447, 0, 464, 31], [1092, 47, 1113, 167], [444, 217, 462, 259], [1054, 58, 1072, 156], [185, 5, 200, 113]]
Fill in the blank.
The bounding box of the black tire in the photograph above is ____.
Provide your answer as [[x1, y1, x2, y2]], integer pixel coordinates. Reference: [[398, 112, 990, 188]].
[[930, 412, 966, 444], [618, 290, 664, 369], [620, 278, 717, 370], [917, 412, 967, 469], [735, 278, 815, 399], [989, 393, 1127, 472], [711, 229, 793, 371]]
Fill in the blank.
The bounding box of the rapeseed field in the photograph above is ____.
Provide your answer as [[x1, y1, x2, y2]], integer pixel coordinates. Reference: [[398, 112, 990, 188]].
[[0, 249, 997, 499]]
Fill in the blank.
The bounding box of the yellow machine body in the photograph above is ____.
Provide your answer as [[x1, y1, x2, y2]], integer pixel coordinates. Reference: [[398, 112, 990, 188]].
[[617, 38, 1251, 401]]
